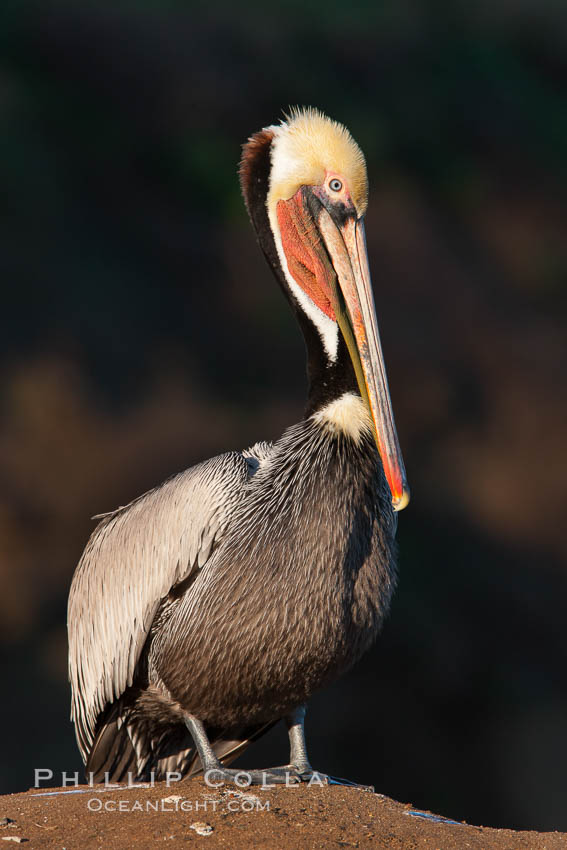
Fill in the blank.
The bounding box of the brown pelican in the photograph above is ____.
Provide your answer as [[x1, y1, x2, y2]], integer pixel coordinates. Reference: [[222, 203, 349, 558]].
[[68, 107, 409, 785]]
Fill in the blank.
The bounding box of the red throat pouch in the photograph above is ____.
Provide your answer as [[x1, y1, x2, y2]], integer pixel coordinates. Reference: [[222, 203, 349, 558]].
[[276, 192, 336, 321]]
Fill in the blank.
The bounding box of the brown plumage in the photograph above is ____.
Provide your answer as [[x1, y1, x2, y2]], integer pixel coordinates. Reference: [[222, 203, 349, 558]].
[[68, 108, 407, 785]]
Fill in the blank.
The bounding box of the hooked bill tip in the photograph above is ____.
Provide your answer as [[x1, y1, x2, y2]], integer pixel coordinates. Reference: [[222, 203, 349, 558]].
[[392, 488, 410, 512]]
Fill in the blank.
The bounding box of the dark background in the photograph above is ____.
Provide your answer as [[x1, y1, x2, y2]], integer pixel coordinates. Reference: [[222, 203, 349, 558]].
[[1, 0, 566, 833]]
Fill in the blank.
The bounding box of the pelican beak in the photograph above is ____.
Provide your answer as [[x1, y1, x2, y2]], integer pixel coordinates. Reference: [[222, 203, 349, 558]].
[[317, 207, 410, 511]]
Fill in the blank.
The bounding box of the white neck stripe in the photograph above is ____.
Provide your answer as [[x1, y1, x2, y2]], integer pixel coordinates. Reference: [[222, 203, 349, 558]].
[[267, 133, 339, 363]]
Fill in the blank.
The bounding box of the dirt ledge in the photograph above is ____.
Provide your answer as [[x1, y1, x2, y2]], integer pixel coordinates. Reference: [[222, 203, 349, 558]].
[[1, 779, 565, 849]]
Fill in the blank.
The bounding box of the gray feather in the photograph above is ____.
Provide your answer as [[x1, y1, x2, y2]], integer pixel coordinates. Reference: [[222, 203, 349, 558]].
[[68, 450, 254, 761], [68, 419, 397, 782]]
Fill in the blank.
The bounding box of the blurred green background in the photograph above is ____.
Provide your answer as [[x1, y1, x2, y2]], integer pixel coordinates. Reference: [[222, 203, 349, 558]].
[[1, 0, 566, 832]]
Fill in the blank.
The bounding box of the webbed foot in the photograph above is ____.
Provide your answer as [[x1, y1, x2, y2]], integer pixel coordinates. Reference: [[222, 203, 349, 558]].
[[203, 766, 303, 786]]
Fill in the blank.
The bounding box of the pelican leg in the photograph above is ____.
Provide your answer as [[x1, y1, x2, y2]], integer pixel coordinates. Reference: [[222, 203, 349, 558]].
[[286, 705, 315, 775], [184, 714, 302, 786], [250, 704, 325, 783], [185, 710, 373, 790], [284, 706, 374, 791]]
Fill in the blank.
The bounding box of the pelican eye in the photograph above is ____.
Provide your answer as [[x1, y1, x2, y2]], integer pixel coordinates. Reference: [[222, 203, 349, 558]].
[[329, 178, 342, 192]]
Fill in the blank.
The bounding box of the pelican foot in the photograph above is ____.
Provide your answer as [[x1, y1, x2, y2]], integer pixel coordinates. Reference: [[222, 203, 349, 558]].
[[203, 766, 307, 786], [277, 767, 374, 791], [201, 766, 372, 790], [267, 765, 330, 785]]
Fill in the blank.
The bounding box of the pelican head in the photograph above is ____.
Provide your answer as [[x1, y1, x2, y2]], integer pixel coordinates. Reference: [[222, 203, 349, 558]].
[[240, 107, 409, 511]]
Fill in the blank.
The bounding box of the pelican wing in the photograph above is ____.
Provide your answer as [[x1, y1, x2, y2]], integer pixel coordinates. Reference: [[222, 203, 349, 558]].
[[68, 450, 255, 761]]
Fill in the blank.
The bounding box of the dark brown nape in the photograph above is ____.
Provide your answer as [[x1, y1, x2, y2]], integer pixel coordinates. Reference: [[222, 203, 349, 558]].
[[239, 128, 275, 218], [238, 128, 284, 282], [238, 126, 303, 321], [238, 125, 358, 415]]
